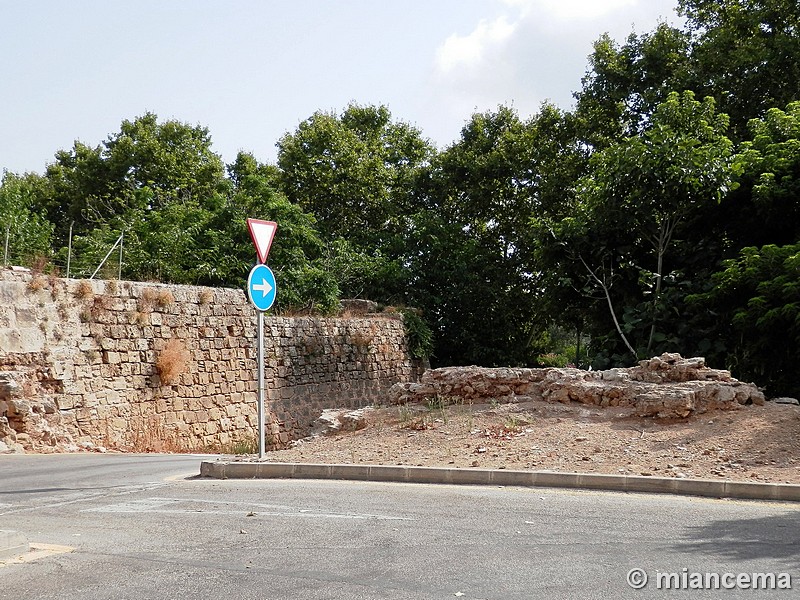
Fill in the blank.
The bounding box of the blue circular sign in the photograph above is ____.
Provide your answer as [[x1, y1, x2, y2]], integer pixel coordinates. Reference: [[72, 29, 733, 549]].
[[247, 264, 277, 312]]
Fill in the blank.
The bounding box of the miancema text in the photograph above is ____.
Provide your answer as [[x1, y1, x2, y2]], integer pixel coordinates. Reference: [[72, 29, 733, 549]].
[[657, 570, 791, 590]]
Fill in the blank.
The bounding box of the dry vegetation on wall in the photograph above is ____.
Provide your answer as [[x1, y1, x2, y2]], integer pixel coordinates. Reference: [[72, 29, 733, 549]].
[[74, 279, 94, 300], [155, 338, 190, 385]]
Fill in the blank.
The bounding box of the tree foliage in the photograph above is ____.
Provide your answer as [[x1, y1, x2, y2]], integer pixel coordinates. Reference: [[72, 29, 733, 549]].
[[277, 103, 434, 301], [547, 92, 736, 363], [1, 0, 799, 395], [0, 172, 54, 266], [678, 0, 800, 138], [690, 243, 800, 396]]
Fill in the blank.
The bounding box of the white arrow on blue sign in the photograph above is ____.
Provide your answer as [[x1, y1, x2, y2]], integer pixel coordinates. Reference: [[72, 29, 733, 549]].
[[247, 263, 277, 312]]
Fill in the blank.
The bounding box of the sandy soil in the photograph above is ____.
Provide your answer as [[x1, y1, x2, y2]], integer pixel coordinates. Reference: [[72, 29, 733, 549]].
[[261, 400, 800, 484]]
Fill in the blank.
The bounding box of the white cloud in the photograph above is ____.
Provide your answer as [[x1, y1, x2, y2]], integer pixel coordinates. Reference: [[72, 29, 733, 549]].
[[500, 0, 637, 20], [423, 0, 679, 148], [435, 16, 517, 74]]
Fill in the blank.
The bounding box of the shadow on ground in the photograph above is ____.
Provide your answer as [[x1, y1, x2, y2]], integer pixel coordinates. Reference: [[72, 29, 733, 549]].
[[671, 511, 800, 562]]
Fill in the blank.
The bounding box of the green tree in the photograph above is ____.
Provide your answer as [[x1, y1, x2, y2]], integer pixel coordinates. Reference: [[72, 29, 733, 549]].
[[576, 23, 693, 148], [45, 113, 227, 247], [551, 92, 735, 362], [679, 0, 800, 139], [410, 105, 585, 366], [724, 102, 800, 249], [689, 243, 800, 396], [277, 103, 434, 300], [210, 152, 340, 313], [0, 171, 54, 267]]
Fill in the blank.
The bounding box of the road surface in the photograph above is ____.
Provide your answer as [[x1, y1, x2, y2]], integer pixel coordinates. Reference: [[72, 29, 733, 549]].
[[1, 453, 797, 599]]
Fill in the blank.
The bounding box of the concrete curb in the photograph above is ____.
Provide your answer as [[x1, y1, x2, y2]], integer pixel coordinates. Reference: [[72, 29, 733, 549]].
[[199, 461, 800, 503], [0, 530, 29, 561]]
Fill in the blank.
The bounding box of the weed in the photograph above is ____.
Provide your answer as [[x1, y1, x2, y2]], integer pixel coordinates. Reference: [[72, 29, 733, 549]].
[[105, 280, 118, 295], [26, 275, 47, 293], [401, 413, 431, 431], [130, 311, 149, 326], [139, 287, 159, 311], [48, 274, 64, 299], [198, 289, 214, 304], [157, 289, 175, 308], [350, 330, 374, 350], [128, 416, 186, 453], [226, 436, 258, 455], [397, 405, 412, 424], [426, 394, 446, 410], [155, 338, 190, 385], [301, 336, 323, 357], [74, 280, 94, 300], [400, 308, 434, 359], [29, 254, 49, 274]]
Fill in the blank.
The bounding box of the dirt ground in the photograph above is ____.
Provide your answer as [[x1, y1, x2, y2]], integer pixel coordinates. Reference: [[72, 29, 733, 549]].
[[261, 400, 800, 485]]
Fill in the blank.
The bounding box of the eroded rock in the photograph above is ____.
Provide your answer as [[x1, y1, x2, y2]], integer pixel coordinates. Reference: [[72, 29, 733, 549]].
[[385, 353, 766, 419]]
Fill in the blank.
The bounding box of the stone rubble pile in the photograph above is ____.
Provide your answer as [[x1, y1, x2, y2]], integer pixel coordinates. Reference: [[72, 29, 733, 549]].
[[386, 353, 765, 419]]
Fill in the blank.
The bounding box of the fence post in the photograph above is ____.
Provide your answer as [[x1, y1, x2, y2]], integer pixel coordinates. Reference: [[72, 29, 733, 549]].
[[3, 226, 8, 267], [66, 221, 74, 278], [118, 231, 123, 280]]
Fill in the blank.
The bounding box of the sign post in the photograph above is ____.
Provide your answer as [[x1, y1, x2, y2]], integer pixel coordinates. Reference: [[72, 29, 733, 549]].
[[246, 219, 277, 459]]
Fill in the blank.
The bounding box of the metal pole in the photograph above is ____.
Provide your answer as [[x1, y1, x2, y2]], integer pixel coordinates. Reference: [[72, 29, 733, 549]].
[[66, 221, 74, 278], [257, 310, 265, 459], [90, 232, 123, 279], [118, 231, 123, 280], [3, 226, 9, 267]]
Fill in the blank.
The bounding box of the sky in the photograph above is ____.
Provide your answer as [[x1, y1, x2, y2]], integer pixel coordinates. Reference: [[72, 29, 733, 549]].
[[1, 0, 681, 176]]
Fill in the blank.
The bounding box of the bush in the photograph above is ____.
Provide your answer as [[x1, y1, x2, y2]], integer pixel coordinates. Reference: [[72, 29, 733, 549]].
[[156, 339, 190, 385], [689, 243, 800, 396], [400, 309, 434, 360]]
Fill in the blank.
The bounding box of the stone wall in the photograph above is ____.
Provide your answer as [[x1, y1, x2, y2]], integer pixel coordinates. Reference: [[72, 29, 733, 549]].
[[387, 353, 765, 419], [0, 267, 424, 453]]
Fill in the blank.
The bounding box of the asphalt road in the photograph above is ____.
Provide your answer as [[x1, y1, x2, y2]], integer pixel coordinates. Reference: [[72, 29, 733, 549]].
[[1, 454, 798, 599]]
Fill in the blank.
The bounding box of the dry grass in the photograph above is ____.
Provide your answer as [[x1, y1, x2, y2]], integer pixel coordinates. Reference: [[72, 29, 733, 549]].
[[138, 287, 159, 312], [74, 280, 94, 300], [198, 289, 214, 304], [130, 311, 149, 326], [29, 254, 49, 274], [350, 330, 374, 349], [114, 415, 189, 453], [48, 274, 65, 299], [26, 276, 47, 293], [155, 338, 190, 385], [157, 289, 175, 307]]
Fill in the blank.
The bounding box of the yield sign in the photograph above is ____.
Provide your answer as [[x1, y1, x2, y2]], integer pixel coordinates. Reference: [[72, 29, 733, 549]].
[[247, 218, 277, 264]]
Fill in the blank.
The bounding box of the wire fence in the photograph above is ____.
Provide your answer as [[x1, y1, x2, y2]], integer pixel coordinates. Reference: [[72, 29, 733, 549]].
[[2, 222, 124, 280]]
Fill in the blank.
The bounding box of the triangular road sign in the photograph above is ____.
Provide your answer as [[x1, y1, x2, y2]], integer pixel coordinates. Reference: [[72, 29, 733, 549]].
[[247, 219, 277, 264]]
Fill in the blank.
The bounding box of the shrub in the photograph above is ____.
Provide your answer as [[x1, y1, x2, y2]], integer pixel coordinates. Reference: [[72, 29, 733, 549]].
[[74, 280, 94, 300], [26, 275, 46, 293], [157, 289, 175, 307], [156, 339, 190, 385], [400, 308, 434, 359]]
